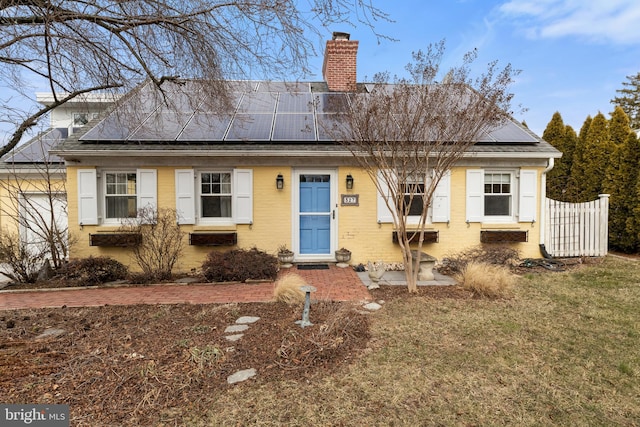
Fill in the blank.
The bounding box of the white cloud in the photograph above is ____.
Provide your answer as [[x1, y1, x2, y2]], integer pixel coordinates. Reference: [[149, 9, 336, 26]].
[[498, 0, 640, 44]]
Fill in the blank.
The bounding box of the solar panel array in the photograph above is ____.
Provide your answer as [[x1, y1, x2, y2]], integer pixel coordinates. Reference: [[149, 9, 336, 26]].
[[4, 128, 67, 163], [80, 81, 539, 144]]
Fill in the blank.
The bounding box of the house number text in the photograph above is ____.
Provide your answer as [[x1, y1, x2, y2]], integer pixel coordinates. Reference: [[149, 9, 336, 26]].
[[341, 194, 359, 206]]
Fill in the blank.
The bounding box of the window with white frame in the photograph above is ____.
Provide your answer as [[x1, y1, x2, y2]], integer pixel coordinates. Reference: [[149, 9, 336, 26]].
[[377, 170, 450, 224], [400, 177, 426, 217], [174, 169, 253, 225], [200, 172, 232, 219], [484, 172, 513, 217], [73, 112, 99, 126], [105, 172, 137, 220], [76, 169, 157, 226], [466, 169, 536, 224]]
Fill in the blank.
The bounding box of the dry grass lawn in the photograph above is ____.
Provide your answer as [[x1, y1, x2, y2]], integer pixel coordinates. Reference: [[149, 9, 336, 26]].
[[2, 256, 639, 426], [203, 256, 640, 426]]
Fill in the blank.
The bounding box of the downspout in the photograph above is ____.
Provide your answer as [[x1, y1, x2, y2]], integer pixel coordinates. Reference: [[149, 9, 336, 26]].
[[539, 157, 554, 258]]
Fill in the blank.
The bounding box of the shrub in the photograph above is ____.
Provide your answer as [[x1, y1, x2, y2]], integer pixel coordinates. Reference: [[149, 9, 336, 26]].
[[120, 207, 185, 281], [59, 256, 129, 286], [439, 245, 520, 275], [0, 231, 45, 283], [202, 247, 278, 282], [458, 261, 515, 299], [273, 273, 306, 304]]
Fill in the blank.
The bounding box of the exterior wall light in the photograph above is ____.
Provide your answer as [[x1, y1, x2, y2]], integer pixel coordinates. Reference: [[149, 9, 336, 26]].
[[276, 174, 284, 190], [346, 174, 354, 190]]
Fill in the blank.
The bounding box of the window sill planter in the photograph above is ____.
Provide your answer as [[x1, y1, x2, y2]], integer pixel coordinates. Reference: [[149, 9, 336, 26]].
[[89, 233, 141, 247]]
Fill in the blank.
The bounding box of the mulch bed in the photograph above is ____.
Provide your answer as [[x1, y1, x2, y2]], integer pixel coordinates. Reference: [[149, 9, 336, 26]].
[[0, 285, 469, 426]]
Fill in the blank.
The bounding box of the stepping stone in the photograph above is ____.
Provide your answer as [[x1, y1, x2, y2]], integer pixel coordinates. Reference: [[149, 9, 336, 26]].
[[236, 316, 260, 324], [363, 302, 383, 311], [224, 324, 249, 334], [225, 334, 244, 342], [227, 368, 256, 384], [35, 328, 66, 340]]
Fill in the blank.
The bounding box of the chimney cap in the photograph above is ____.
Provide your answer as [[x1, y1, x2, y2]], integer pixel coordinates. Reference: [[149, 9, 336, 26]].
[[332, 32, 351, 40]]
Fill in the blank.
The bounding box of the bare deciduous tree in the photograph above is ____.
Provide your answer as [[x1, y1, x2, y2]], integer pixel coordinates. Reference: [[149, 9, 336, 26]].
[[119, 206, 185, 281], [0, 134, 72, 281], [325, 41, 519, 292], [0, 0, 389, 154]]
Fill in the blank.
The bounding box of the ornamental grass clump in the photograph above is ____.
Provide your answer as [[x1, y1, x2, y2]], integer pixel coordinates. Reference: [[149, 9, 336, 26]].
[[273, 273, 306, 304], [458, 261, 515, 299]]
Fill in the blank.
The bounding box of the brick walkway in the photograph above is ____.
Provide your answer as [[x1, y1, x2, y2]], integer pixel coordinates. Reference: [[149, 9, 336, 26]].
[[0, 265, 372, 310]]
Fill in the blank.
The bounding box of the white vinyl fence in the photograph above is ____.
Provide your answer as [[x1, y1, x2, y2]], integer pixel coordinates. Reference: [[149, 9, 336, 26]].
[[545, 194, 609, 257]]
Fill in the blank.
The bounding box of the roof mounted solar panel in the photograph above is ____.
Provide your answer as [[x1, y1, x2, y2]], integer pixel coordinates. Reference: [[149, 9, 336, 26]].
[[226, 113, 274, 141], [273, 114, 316, 141], [256, 81, 309, 93], [237, 92, 278, 114], [129, 111, 194, 141], [277, 92, 314, 113], [4, 128, 66, 163], [178, 113, 233, 141]]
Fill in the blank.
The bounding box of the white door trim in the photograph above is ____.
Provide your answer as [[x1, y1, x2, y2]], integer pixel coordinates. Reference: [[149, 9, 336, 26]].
[[291, 168, 338, 261]]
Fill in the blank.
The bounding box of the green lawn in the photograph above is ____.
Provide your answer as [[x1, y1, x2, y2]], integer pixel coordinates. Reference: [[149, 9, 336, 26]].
[[200, 257, 640, 426]]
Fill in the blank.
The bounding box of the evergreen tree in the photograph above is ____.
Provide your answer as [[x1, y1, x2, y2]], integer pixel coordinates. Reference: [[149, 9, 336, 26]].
[[579, 113, 613, 201], [613, 132, 640, 252], [543, 112, 576, 200], [604, 109, 638, 252], [603, 107, 632, 194], [567, 116, 592, 202], [611, 72, 640, 130]]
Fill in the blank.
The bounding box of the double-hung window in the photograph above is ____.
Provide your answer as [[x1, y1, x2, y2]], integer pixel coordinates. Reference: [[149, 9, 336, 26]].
[[484, 172, 513, 217], [105, 172, 137, 220], [77, 169, 157, 226], [466, 169, 537, 223], [377, 170, 450, 224], [400, 177, 426, 217], [174, 169, 253, 225], [200, 172, 232, 220]]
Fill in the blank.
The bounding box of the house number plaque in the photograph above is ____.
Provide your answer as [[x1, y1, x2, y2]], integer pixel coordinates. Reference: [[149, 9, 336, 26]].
[[341, 194, 359, 206]]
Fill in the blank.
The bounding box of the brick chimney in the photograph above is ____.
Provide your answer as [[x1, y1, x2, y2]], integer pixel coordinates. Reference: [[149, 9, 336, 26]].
[[322, 32, 359, 92]]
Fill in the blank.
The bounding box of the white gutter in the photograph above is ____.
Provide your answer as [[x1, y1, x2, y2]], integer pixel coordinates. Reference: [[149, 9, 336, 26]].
[[50, 148, 563, 159], [539, 157, 555, 247]]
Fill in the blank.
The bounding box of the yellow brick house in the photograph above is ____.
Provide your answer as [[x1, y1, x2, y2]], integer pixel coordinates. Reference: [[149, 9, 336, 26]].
[[50, 35, 561, 272]]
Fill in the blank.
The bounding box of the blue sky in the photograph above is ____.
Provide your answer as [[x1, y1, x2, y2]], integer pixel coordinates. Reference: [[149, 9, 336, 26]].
[[1, 0, 639, 142], [307, 0, 640, 135]]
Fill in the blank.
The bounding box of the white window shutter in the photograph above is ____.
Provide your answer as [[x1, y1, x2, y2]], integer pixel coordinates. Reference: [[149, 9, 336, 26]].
[[519, 169, 537, 222], [175, 169, 195, 224], [466, 169, 484, 222], [233, 169, 253, 224], [77, 169, 98, 225], [431, 171, 450, 223], [377, 170, 395, 223], [137, 169, 157, 212]]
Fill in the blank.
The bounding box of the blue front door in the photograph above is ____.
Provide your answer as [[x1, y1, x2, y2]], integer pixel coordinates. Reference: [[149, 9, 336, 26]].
[[299, 174, 331, 255]]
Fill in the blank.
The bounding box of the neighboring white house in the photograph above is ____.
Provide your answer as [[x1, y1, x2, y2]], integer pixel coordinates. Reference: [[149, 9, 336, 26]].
[[0, 93, 117, 261]]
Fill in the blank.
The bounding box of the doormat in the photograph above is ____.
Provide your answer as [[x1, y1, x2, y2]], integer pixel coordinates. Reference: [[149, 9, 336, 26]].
[[297, 264, 330, 270]]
